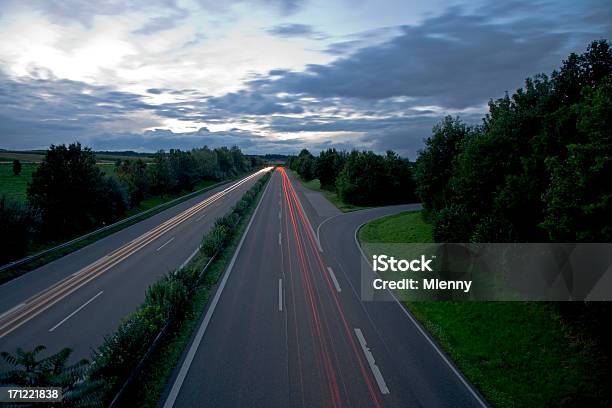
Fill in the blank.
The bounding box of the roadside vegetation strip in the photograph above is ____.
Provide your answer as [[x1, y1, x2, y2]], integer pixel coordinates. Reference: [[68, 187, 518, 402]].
[[0, 170, 272, 407], [91, 173, 270, 407], [358, 210, 610, 408], [0, 175, 243, 285]]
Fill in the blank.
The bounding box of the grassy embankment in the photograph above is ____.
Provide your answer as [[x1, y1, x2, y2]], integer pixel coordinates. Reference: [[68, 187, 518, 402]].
[[293, 174, 367, 212], [358, 211, 609, 408]]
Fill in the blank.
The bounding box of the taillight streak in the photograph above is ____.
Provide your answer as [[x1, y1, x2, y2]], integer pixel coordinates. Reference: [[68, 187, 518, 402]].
[[279, 168, 383, 408], [281, 168, 343, 408]]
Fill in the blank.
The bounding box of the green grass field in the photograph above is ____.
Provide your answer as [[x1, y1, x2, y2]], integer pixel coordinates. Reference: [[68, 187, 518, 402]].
[[299, 177, 368, 212], [0, 163, 37, 202], [359, 211, 609, 407], [0, 163, 119, 203], [0, 151, 153, 163]]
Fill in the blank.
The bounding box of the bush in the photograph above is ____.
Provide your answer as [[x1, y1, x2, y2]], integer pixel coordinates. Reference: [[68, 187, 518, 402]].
[[0, 195, 38, 264], [201, 225, 229, 257], [215, 213, 240, 230]]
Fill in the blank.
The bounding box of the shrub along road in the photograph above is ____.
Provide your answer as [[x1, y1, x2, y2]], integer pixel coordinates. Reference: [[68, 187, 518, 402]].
[[162, 168, 485, 407], [0, 169, 269, 363]]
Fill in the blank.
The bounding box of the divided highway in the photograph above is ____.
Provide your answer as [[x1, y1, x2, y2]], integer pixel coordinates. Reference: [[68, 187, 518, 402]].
[[163, 168, 488, 407], [0, 169, 269, 361]]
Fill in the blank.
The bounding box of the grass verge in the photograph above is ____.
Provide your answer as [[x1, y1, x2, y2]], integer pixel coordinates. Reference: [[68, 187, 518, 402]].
[[293, 174, 368, 212], [358, 210, 609, 408], [120, 173, 271, 408]]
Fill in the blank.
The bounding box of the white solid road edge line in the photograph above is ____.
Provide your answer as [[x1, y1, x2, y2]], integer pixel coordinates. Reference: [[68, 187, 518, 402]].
[[354, 328, 389, 395], [49, 291, 104, 332], [278, 279, 283, 311], [162, 171, 272, 408], [327, 267, 341, 292], [353, 220, 489, 408]]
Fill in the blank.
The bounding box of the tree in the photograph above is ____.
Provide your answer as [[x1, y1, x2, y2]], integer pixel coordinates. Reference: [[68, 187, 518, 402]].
[[414, 116, 473, 213], [27, 143, 110, 239], [12, 159, 21, 176], [414, 39, 612, 243], [542, 80, 612, 240], [148, 150, 175, 195], [336, 151, 385, 205], [0, 196, 37, 264], [295, 149, 316, 181], [316, 149, 345, 190], [382, 151, 416, 204], [115, 159, 148, 208], [335, 150, 416, 206]]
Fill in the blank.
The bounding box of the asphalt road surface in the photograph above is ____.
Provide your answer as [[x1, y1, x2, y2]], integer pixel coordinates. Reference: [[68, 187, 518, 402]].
[[163, 168, 488, 408], [0, 169, 270, 362]]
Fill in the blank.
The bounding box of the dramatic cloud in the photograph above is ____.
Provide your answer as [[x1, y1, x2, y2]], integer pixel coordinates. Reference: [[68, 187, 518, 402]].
[[0, 0, 609, 157], [266, 23, 326, 39], [255, 5, 608, 108]]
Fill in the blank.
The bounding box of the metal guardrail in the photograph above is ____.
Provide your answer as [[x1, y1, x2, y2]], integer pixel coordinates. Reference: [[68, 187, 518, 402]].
[[0, 179, 233, 275], [107, 174, 271, 407], [107, 253, 217, 408]]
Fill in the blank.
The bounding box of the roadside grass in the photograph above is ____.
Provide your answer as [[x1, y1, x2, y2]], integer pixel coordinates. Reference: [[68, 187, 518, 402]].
[[295, 175, 368, 212], [121, 174, 271, 408], [358, 210, 433, 243], [358, 211, 609, 408]]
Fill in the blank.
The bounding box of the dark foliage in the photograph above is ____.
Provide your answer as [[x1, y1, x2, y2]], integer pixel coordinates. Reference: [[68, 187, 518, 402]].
[[415, 40, 612, 242], [0, 196, 38, 264], [27, 143, 128, 240], [12, 159, 21, 176]]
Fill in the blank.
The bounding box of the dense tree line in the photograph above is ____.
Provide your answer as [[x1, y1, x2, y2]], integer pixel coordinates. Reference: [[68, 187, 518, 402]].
[[0, 143, 261, 264], [287, 148, 416, 206], [415, 40, 611, 242]]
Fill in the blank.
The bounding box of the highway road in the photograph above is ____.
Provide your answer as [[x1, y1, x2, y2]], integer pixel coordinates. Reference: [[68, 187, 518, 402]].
[[162, 167, 488, 407], [0, 169, 270, 362]]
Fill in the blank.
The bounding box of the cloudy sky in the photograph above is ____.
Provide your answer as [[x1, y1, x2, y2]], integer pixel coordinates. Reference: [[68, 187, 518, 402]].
[[0, 0, 609, 158]]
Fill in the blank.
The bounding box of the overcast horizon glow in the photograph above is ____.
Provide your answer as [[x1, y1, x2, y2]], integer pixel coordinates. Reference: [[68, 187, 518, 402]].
[[0, 0, 609, 158]]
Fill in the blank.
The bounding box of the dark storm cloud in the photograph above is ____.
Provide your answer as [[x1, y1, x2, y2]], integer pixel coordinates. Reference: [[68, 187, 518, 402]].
[[0, 73, 298, 153], [253, 2, 610, 108], [205, 91, 304, 115], [193, 0, 306, 16], [90, 128, 261, 151], [266, 24, 326, 39]]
